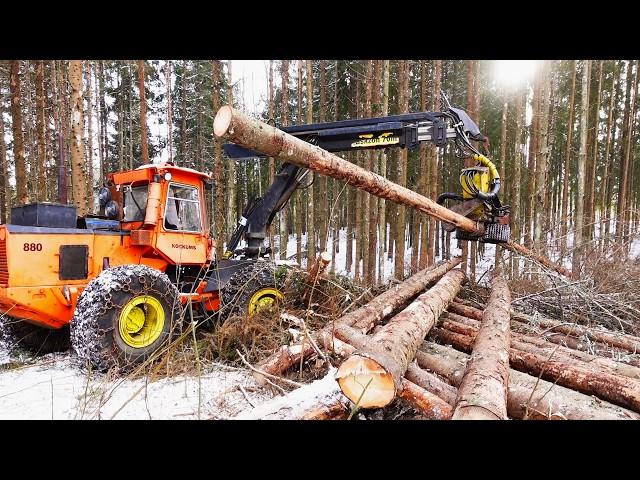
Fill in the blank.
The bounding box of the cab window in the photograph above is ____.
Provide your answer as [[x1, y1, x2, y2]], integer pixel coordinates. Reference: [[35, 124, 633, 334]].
[[123, 185, 149, 222], [164, 183, 202, 232]]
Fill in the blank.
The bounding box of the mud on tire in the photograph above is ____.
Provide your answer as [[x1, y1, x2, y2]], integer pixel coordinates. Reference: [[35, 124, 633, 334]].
[[0, 315, 70, 356], [219, 261, 286, 322], [70, 265, 183, 371]]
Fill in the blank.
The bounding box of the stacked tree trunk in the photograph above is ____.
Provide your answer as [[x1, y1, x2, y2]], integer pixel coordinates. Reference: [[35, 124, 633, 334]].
[[235, 267, 640, 420]]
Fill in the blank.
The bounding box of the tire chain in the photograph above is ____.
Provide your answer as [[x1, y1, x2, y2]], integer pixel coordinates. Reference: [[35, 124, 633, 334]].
[[70, 264, 183, 371], [218, 261, 285, 321]]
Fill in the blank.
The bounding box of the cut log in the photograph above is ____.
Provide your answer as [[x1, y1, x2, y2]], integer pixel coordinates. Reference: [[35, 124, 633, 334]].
[[441, 312, 640, 380], [397, 379, 453, 419], [335, 269, 465, 408], [317, 324, 454, 419], [254, 258, 461, 383], [512, 310, 640, 355], [214, 105, 572, 279], [454, 301, 638, 362], [418, 341, 640, 420], [433, 325, 640, 412], [456, 302, 640, 357], [405, 363, 458, 406], [452, 271, 511, 420], [234, 369, 351, 420], [306, 251, 331, 284]]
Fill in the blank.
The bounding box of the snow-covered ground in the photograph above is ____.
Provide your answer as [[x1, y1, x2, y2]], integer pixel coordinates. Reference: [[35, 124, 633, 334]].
[[0, 352, 275, 420]]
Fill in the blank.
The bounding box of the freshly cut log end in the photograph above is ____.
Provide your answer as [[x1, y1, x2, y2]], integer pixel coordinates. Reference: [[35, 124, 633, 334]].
[[335, 355, 395, 409], [213, 105, 233, 136]]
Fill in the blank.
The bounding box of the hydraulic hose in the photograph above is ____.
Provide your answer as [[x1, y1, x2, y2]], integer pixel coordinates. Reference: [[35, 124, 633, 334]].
[[471, 153, 501, 200]]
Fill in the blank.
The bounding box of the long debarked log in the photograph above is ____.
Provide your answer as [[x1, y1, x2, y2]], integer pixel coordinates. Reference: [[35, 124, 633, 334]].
[[335, 269, 465, 408], [418, 342, 640, 420], [254, 258, 461, 383], [452, 271, 511, 420], [433, 323, 640, 412], [317, 324, 454, 418], [213, 106, 572, 278], [503, 240, 573, 278]]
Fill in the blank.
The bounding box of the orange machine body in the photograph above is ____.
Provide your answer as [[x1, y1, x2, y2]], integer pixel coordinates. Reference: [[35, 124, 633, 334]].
[[0, 163, 219, 329]]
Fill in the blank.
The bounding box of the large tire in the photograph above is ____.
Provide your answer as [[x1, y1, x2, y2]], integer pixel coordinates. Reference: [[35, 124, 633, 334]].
[[218, 261, 285, 321], [70, 265, 183, 371], [0, 315, 69, 356]]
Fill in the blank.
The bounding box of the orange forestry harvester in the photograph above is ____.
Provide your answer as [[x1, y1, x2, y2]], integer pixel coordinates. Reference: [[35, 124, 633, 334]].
[[0, 163, 294, 370]]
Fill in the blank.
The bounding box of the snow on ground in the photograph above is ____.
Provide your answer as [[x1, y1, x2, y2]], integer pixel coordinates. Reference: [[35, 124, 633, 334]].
[[0, 352, 276, 420]]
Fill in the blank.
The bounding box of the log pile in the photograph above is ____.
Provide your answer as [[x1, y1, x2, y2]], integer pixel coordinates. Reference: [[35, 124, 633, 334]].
[[234, 265, 640, 420]]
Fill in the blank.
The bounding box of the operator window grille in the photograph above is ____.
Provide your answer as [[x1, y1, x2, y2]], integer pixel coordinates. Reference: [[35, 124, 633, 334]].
[[164, 183, 202, 233]]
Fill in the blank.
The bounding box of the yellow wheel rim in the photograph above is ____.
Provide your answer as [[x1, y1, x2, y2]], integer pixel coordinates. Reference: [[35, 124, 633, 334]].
[[118, 295, 165, 348], [248, 288, 283, 316]]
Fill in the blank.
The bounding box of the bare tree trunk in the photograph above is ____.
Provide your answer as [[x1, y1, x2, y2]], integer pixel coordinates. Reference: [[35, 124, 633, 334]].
[[452, 271, 510, 420], [97, 61, 107, 184], [616, 60, 635, 244], [495, 95, 508, 267], [561, 61, 577, 255], [318, 59, 328, 254], [428, 60, 442, 267], [0, 92, 7, 222], [378, 60, 390, 281], [305, 60, 315, 265], [212, 61, 225, 258], [418, 60, 429, 271], [84, 61, 94, 210], [367, 61, 381, 285], [226, 61, 237, 238], [35, 60, 47, 201], [394, 60, 409, 280], [573, 60, 591, 275], [9, 60, 27, 203], [534, 61, 550, 256], [69, 61, 88, 216], [511, 90, 523, 276], [165, 61, 173, 163], [601, 63, 618, 249], [586, 60, 603, 241], [361, 60, 373, 282]]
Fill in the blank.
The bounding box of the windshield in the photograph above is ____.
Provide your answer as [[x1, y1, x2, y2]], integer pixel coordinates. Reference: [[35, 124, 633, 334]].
[[164, 183, 201, 232], [123, 185, 149, 222]]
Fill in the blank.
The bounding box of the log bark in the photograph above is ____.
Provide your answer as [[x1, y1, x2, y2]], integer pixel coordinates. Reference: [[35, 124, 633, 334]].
[[442, 312, 640, 380], [255, 257, 462, 382], [234, 370, 351, 420], [433, 323, 640, 412], [418, 341, 640, 420], [452, 271, 511, 420], [335, 269, 465, 408], [306, 251, 331, 284], [511, 310, 640, 355]]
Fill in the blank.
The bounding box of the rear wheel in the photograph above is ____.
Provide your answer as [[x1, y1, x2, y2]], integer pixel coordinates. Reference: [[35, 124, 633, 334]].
[[219, 262, 285, 321], [0, 316, 69, 356], [70, 265, 183, 371]]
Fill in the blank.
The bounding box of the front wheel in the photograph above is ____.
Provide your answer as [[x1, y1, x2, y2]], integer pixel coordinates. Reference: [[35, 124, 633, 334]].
[[70, 265, 183, 371], [218, 262, 285, 321]]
